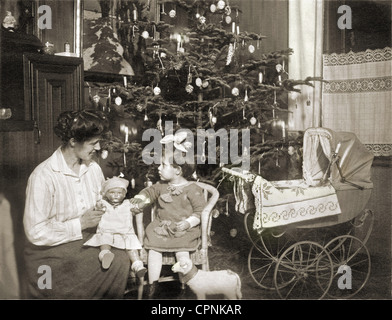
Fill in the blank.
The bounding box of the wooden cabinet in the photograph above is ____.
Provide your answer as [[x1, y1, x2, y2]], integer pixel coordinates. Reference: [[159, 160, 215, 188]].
[[0, 52, 83, 201], [23, 53, 83, 163]]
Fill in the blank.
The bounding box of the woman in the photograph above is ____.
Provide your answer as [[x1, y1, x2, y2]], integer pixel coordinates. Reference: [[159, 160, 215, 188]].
[[23, 110, 130, 299]]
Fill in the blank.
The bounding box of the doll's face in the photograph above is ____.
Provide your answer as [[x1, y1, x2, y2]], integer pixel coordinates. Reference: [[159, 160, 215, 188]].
[[104, 187, 126, 205]]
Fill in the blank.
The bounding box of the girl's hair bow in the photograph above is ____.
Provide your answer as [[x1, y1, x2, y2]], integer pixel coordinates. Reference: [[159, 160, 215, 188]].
[[160, 131, 192, 152]]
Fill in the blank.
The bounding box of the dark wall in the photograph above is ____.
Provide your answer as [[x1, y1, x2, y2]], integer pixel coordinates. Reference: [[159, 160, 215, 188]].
[[324, 0, 392, 54]]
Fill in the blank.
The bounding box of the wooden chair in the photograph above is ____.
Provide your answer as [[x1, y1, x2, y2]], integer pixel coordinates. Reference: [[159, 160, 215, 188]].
[[129, 181, 219, 299]]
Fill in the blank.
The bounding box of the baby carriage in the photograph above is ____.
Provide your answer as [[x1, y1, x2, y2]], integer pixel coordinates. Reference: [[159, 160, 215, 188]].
[[222, 127, 374, 299]]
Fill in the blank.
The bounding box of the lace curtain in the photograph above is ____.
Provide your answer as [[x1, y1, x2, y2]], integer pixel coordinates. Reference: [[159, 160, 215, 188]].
[[322, 47, 392, 156]]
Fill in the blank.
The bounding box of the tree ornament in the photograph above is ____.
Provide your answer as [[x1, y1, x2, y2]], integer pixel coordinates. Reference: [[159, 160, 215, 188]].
[[195, 77, 202, 87], [231, 87, 239, 96], [225, 5, 232, 15], [230, 228, 238, 237], [250, 116, 257, 125], [136, 104, 143, 112], [202, 80, 209, 88], [248, 44, 255, 53], [288, 146, 295, 156], [225, 15, 232, 24], [131, 178, 136, 189], [169, 9, 176, 18], [199, 16, 206, 24], [187, 71, 192, 84], [115, 96, 122, 106], [157, 116, 163, 134], [153, 86, 161, 95], [307, 92, 311, 106], [210, 4, 217, 12], [101, 150, 108, 160], [185, 84, 194, 93], [144, 109, 149, 121], [141, 30, 150, 39], [93, 94, 100, 104], [217, 0, 226, 10]]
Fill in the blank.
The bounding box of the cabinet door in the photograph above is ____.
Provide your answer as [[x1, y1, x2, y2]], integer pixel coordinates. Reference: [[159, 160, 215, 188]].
[[23, 53, 83, 164]]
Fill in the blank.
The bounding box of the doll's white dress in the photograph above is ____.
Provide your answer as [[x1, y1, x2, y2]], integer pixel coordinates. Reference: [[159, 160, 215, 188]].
[[84, 199, 142, 250]]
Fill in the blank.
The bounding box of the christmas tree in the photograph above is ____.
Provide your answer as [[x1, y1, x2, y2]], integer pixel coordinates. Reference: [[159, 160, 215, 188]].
[[86, 0, 323, 211]]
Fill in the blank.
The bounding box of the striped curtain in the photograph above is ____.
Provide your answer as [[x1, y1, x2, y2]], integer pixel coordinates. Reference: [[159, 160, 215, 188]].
[[322, 47, 392, 156]]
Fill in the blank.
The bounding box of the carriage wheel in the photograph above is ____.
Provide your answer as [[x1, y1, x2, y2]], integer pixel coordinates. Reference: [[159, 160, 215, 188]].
[[324, 235, 371, 299], [274, 241, 334, 299], [247, 232, 298, 290]]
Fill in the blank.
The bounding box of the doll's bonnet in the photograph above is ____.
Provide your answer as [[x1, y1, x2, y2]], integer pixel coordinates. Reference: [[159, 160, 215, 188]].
[[101, 176, 129, 195]]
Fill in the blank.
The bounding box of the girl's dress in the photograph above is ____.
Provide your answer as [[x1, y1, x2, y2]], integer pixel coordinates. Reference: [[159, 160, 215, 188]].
[[140, 181, 206, 252], [84, 199, 142, 250]]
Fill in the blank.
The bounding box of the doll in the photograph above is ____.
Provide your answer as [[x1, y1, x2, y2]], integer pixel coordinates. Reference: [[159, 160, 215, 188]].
[[2, 11, 16, 31], [84, 176, 146, 277]]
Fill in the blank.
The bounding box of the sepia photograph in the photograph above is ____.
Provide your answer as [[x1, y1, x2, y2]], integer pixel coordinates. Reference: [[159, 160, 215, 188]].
[[0, 0, 391, 310]]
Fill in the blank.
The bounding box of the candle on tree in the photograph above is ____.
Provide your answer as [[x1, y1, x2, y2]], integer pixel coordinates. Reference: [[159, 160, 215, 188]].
[[124, 126, 129, 143]]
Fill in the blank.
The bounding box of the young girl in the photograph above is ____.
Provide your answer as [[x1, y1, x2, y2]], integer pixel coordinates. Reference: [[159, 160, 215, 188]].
[[130, 143, 206, 299], [84, 176, 147, 278]]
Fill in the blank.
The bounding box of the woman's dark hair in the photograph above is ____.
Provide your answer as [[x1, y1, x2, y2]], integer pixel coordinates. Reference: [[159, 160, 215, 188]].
[[54, 110, 110, 143]]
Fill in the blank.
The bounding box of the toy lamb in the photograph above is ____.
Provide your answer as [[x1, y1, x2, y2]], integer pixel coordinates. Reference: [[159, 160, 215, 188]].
[[171, 258, 242, 300]]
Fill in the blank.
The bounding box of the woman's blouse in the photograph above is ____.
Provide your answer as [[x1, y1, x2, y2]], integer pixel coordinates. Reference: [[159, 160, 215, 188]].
[[24, 147, 104, 246]]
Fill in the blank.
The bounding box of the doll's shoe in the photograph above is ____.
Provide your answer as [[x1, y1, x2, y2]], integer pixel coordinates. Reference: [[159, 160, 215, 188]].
[[136, 266, 147, 278], [100, 251, 114, 269], [131, 260, 147, 278]]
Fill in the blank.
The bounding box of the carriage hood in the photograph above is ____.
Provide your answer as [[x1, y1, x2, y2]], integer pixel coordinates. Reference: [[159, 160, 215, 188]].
[[302, 127, 374, 190]]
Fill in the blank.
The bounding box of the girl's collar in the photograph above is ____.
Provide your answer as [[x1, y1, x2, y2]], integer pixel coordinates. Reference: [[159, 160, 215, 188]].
[[168, 181, 190, 187]]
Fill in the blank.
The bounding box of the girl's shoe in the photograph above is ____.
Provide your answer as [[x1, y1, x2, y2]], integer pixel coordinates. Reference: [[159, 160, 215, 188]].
[[147, 281, 159, 299]]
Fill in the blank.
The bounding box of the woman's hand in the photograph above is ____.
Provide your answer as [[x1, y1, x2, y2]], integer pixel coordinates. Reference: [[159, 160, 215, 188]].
[[80, 208, 105, 230]]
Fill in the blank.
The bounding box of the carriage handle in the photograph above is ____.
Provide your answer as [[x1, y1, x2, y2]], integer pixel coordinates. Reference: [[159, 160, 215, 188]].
[[330, 145, 364, 190]]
